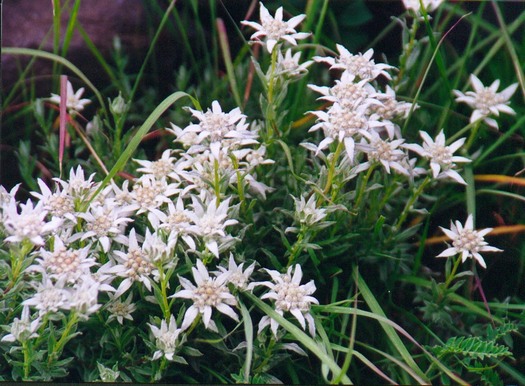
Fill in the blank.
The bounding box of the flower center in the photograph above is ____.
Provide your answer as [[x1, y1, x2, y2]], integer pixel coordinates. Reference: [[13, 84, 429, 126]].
[[262, 19, 288, 40], [453, 229, 483, 252], [193, 280, 226, 308]]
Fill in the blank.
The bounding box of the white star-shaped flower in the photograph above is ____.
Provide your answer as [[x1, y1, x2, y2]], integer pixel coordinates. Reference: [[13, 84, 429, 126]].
[[453, 74, 518, 129], [49, 80, 91, 115], [437, 214, 502, 268], [148, 315, 183, 361], [249, 264, 318, 337], [403, 130, 471, 184], [241, 2, 310, 53], [171, 259, 239, 332]]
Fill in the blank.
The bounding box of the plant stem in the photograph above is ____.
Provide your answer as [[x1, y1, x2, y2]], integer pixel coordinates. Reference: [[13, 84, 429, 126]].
[[318, 141, 345, 206], [444, 255, 462, 289], [394, 175, 431, 232]]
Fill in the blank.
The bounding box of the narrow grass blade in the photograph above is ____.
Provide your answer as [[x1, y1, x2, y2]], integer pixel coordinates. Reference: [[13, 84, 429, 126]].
[[2, 47, 107, 117], [355, 269, 428, 382], [475, 174, 525, 186], [217, 18, 242, 108], [239, 300, 254, 383], [243, 291, 352, 384], [59, 75, 68, 177], [85, 91, 190, 207]]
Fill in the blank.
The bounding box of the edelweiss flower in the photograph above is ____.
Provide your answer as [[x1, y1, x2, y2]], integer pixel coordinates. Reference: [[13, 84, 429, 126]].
[[308, 71, 378, 109], [1, 306, 41, 343], [187, 195, 238, 258], [54, 166, 97, 199], [241, 2, 310, 53], [3, 199, 62, 246], [309, 102, 384, 159], [135, 149, 182, 181], [286, 195, 328, 233], [106, 292, 136, 324], [49, 80, 91, 115], [216, 254, 256, 290], [276, 48, 313, 78], [23, 275, 72, 316], [453, 74, 518, 129], [403, 130, 471, 184], [74, 199, 132, 253], [402, 0, 444, 13], [111, 228, 157, 297], [148, 315, 183, 361], [150, 196, 196, 250], [187, 101, 248, 141], [315, 45, 393, 81], [31, 178, 76, 219], [70, 275, 102, 320], [370, 86, 416, 121], [171, 259, 239, 332], [131, 175, 180, 215], [354, 130, 410, 176], [250, 264, 318, 337], [32, 236, 96, 282], [437, 214, 502, 268]]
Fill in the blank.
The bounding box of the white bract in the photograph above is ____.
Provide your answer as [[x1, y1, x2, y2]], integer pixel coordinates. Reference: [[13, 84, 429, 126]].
[[315, 45, 393, 81], [171, 259, 238, 332], [437, 214, 502, 268], [3, 199, 62, 246], [148, 315, 183, 361], [251, 264, 318, 337], [403, 130, 471, 184], [241, 2, 309, 53], [1, 306, 41, 344], [453, 74, 518, 129], [49, 80, 91, 115]]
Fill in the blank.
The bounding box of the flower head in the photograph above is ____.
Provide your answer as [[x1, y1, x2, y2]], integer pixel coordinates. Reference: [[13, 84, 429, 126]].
[[276, 48, 313, 78], [453, 74, 518, 129], [1, 306, 41, 343], [315, 45, 393, 81], [148, 315, 183, 361], [403, 130, 471, 184], [437, 215, 502, 268], [216, 254, 256, 290], [250, 264, 318, 337], [106, 292, 136, 324], [3, 199, 62, 246], [49, 80, 91, 115], [171, 259, 239, 332], [241, 2, 310, 53], [402, 0, 444, 13]]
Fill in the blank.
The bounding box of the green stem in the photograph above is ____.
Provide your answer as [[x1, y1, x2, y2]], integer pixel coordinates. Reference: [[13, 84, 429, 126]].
[[267, 47, 279, 106], [353, 164, 376, 212], [49, 312, 79, 365], [444, 255, 462, 289], [318, 141, 345, 206], [287, 226, 306, 268], [213, 158, 222, 205], [393, 15, 419, 90], [22, 340, 31, 380], [394, 175, 431, 232], [462, 120, 481, 153]]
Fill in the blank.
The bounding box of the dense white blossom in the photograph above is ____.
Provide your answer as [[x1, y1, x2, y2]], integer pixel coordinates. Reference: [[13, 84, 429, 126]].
[[171, 259, 238, 332], [49, 80, 91, 115], [437, 214, 502, 269], [241, 2, 310, 53], [453, 74, 518, 129]]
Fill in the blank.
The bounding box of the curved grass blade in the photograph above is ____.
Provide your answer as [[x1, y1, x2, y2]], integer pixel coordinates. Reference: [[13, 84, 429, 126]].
[[2, 47, 107, 117], [84, 91, 190, 208], [243, 291, 353, 385]]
